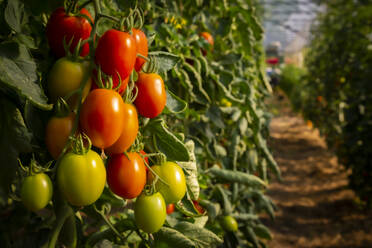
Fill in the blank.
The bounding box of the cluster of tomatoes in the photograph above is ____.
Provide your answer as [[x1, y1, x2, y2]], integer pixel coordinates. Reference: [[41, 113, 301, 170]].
[[20, 6, 188, 234]]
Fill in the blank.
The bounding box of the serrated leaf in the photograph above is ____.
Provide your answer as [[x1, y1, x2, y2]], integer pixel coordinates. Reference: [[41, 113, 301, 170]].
[[0, 42, 50, 109], [0, 97, 32, 197], [149, 51, 180, 74], [174, 221, 223, 248], [183, 62, 211, 103], [165, 89, 188, 114], [209, 167, 267, 188], [154, 227, 196, 248], [147, 119, 190, 161], [178, 140, 200, 200]]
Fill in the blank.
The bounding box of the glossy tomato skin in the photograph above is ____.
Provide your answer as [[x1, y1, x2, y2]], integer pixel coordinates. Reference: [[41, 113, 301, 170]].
[[80, 89, 125, 149], [199, 32, 214, 46], [21, 173, 53, 212], [134, 73, 166, 118], [220, 215, 238, 232], [45, 112, 75, 159], [48, 57, 92, 107], [134, 192, 166, 233], [57, 150, 106, 206], [107, 152, 146, 199], [149, 162, 186, 204], [105, 103, 138, 155], [46, 7, 92, 57], [166, 203, 175, 214], [95, 29, 136, 93], [132, 28, 148, 72]]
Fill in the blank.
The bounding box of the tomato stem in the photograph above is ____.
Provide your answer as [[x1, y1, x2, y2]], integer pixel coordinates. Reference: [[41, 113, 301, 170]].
[[93, 204, 126, 241]]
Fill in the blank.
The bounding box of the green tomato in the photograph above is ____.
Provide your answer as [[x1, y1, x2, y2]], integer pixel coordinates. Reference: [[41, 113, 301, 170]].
[[134, 192, 166, 233], [48, 57, 92, 108], [21, 173, 53, 212], [57, 150, 106, 206], [149, 162, 186, 204], [220, 215, 238, 232]]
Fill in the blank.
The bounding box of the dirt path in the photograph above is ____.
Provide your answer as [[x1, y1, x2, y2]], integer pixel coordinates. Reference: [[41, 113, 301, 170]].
[[262, 98, 372, 248]]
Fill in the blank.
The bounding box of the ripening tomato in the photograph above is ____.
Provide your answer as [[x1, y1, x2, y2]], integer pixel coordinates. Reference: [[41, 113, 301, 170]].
[[57, 149, 106, 206], [21, 173, 53, 212], [48, 57, 92, 108], [132, 28, 148, 72], [134, 192, 166, 233], [105, 103, 138, 155], [107, 152, 146, 199], [95, 29, 136, 93], [199, 32, 214, 46], [46, 7, 92, 57], [80, 89, 125, 149], [220, 215, 238, 232], [148, 162, 186, 204], [45, 112, 75, 159], [166, 203, 175, 214], [134, 73, 166, 118]]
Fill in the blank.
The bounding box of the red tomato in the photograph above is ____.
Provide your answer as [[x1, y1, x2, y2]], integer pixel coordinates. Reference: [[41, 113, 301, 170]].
[[166, 203, 175, 214], [193, 200, 205, 214], [105, 103, 139, 155], [132, 28, 148, 72], [80, 89, 125, 149], [134, 73, 166, 118], [107, 152, 146, 199], [199, 32, 214, 46], [46, 7, 92, 57], [95, 29, 136, 93]]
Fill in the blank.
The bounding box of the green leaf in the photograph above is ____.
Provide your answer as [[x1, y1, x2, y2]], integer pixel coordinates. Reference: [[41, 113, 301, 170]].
[[199, 199, 220, 220], [149, 51, 181, 74], [233, 213, 258, 221], [147, 119, 190, 161], [0, 97, 32, 198], [245, 226, 260, 248], [174, 221, 223, 248], [178, 140, 200, 200], [4, 0, 26, 33], [154, 227, 196, 248], [256, 133, 281, 179], [0, 42, 51, 109], [216, 185, 232, 214], [183, 62, 211, 103], [206, 105, 225, 129], [209, 167, 267, 188], [165, 89, 188, 114], [253, 224, 272, 240]]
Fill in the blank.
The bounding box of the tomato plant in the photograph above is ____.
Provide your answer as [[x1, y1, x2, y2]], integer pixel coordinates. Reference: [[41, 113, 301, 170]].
[[134, 192, 166, 233], [46, 7, 92, 57], [107, 152, 146, 199], [105, 103, 139, 155], [80, 89, 125, 149], [134, 73, 166, 118], [148, 162, 186, 204], [21, 173, 53, 212], [57, 149, 106, 206]]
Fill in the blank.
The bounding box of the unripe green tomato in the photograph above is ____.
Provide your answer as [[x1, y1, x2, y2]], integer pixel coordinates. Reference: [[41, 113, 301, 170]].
[[21, 173, 53, 212], [57, 150, 106, 206], [220, 215, 238, 232], [148, 162, 186, 204], [134, 192, 166, 233]]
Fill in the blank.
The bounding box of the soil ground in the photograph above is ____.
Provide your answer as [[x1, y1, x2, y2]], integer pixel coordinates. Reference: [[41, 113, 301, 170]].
[[262, 95, 372, 248]]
